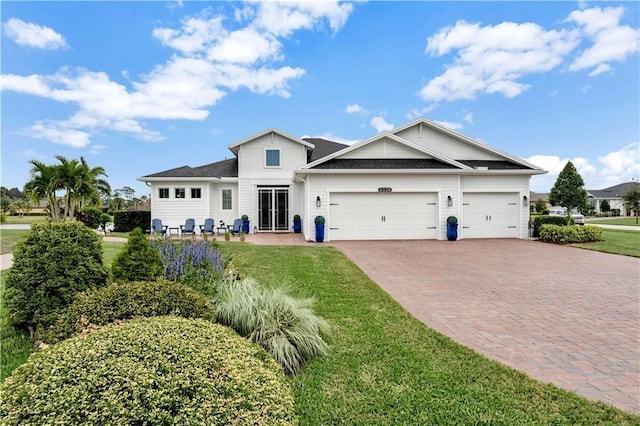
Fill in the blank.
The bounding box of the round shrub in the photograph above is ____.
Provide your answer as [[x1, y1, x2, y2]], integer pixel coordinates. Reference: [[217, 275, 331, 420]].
[[38, 280, 217, 343], [538, 224, 603, 243], [0, 317, 296, 425], [111, 227, 163, 282], [4, 222, 107, 329]]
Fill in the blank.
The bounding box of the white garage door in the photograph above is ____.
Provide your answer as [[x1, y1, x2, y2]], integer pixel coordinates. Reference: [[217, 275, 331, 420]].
[[329, 192, 438, 240], [462, 192, 518, 238]]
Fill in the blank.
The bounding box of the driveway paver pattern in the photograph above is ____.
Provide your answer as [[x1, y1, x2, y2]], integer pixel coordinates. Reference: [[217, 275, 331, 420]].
[[333, 239, 640, 414]]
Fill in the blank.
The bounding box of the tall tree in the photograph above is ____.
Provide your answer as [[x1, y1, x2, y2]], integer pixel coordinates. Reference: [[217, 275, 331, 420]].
[[622, 183, 640, 224], [600, 199, 611, 213], [55, 155, 82, 220], [72, 157, 111, 215], [548, 161, 588, 218], [24, 160, 63, 221]]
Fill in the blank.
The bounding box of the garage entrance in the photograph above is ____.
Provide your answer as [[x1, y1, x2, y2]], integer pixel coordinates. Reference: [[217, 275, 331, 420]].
[[462, 192, 518, 238], [329, 192, 438, 240]]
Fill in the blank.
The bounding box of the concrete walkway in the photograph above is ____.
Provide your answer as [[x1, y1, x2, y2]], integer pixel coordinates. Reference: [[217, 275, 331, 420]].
[[333, 239, 640, 414], [590, 224, 640, 231]]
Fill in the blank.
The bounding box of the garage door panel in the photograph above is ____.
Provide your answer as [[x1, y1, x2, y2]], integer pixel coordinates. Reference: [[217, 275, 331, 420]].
[[462, 193, 518, 239], [330, 192, 437, 240]]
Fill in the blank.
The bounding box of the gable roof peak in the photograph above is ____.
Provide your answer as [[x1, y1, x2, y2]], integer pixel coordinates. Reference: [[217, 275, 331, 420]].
[[227, 127, 314, 156]]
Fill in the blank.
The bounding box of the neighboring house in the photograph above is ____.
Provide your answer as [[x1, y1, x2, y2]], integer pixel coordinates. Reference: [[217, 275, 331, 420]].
[[529, 192, 549, 211], [587, 182, 640, 215], [138, 117, 546, 241]]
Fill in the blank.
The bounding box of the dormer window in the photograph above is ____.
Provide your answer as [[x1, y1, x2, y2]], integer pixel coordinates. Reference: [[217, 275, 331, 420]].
[[265, 149, 280, 168]]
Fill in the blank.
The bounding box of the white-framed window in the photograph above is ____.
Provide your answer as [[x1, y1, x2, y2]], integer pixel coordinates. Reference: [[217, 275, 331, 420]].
[[265, 149, 281, 168], [222, 189, 232, 210], [175, 188, 185, 199], [159, 188, 169, 199], [191, 188, 201, 199]]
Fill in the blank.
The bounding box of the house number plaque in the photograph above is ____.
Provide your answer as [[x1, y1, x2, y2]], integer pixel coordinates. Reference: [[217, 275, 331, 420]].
[[377, 187, 393, 192]]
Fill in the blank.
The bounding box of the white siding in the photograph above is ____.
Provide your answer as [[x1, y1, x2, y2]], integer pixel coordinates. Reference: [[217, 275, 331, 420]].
[[150, 181, 211, 229], [340, 137, 429, 159], [211, 182, 240, 227], [236, 132, 307, 179], [395, 125, 502, 160]]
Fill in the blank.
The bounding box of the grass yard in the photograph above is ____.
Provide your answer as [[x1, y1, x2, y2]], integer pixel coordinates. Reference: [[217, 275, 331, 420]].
[[586, 217, 640, 226], [2, 215, 47, 225], [0, 230, 30, 255], [220, 243, 638, 424], [572, 229, 640, 257], [0, 271, 32, 381]]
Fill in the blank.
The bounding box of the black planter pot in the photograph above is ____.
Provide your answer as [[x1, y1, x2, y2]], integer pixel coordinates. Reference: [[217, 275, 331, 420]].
[[242, 220, 250, 234], [315, 223, 324, 242]]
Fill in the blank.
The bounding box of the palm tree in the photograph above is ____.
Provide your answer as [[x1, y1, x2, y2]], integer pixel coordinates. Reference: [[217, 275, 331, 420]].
[[24, 160, 62, 221], [71, 157, 111, 216], [54, 155, 82, 219]]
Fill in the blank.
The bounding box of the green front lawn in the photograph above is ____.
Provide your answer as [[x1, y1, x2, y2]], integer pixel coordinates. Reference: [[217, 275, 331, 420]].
[[572, 229, 640, 257], [2, 215, 47, 225], [0, 230, 30, 255], [221, 244, 637, 424], [586, 217, 640, 226]]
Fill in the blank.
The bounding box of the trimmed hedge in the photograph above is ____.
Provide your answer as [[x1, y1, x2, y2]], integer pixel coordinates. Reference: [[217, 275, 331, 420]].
[[538, 224, 603, 243], [4, 222, 107, 329], [76, 207, 104, 229], [532, 215, 573, 237], [37, 280, 216, 344], [1, 317, 296, 425], [113, 211, 151, 232]]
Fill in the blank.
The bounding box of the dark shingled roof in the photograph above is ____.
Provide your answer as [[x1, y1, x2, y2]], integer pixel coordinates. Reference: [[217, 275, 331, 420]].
[[142, 158, 238, 178], [193, 158, 238, 177], [303, 138, 349, 162], [588, 181, 640, 198], [457, 160, 532, 170], [311, 158, 458, 170]]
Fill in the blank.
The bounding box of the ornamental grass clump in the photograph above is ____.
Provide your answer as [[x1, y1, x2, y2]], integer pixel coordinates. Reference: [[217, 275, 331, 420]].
[[0, 317, 297, 425], [37, 280, 216, 344], [216, 277, 330, 375], [152, 239, 225, 296]]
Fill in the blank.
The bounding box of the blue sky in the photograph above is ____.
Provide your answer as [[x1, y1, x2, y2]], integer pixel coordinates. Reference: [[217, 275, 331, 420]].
[[2, 1, 639, 197]]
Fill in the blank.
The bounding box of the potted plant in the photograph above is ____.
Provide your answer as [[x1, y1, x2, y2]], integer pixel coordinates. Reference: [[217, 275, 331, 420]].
[[446, 216, 458, 241], [241, 214, 250, 234], [293, 214, 302, 233], [314, 215, 325, 243]]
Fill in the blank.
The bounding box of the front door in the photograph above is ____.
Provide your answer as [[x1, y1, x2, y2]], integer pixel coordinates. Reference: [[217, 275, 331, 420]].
[[258, 187, 289, 231]]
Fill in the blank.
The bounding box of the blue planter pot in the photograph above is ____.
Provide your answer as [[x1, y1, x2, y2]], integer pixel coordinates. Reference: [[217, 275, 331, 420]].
[[447, 223, 458, 241], [242, 220, 250, 234], [315, 223, 324, 242], [293, 220, 301, 233]]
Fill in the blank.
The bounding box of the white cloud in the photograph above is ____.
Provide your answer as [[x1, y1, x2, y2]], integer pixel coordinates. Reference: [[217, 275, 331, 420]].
[[597, 142, 640, 185], [420, 6, 639, 102], [370, 116, 394, 132], [345, 103, 362, 114], [2, 3, 354, 147], [461, 111, 474, 124], [581, 84, 592, 93], [587, 63, 611, 76], [3, 18, 67, 50], [527, 145, 639, 192], [567, 7, 640, 74], [550, 90, 559, 97], [420, 20, 580, 101], [88, 144, 108, 155], [406, 105, 437, 120], [433, 120, 463, 131]]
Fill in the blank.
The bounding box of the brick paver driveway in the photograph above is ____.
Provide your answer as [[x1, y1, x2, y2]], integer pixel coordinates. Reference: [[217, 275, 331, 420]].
[[332, 239, 640, 414]]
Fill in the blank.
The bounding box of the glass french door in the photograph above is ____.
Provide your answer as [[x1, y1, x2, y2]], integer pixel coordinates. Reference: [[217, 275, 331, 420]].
[[258, 188, 289, 231]]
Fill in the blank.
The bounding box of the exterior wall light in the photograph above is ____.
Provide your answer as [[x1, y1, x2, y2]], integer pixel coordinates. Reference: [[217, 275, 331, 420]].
[[316, 196, 321, 208], [447, 195, 453, 207], [523, 195, 528, 206]]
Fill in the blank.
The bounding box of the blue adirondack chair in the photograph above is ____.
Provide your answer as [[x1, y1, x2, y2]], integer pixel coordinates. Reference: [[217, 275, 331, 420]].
[[200, 218, 215, 236], [151, 218, 168, 236], [230, 218, 243, 236], [180, 218, 196, 237]]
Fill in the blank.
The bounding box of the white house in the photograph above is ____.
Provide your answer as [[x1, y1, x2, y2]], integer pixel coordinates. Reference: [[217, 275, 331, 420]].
[[138, 117, 546, 241], [587, 182, 639, 215]]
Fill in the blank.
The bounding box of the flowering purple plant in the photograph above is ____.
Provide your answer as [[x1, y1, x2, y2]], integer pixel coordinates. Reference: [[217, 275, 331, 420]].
[[152, 239, 225, 295]]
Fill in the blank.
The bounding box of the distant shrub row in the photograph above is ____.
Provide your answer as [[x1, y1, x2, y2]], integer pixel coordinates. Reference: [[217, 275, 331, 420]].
[[538, 224, 603, 243], [113, 211, 151, 232], [532, 216, 573, 237]]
